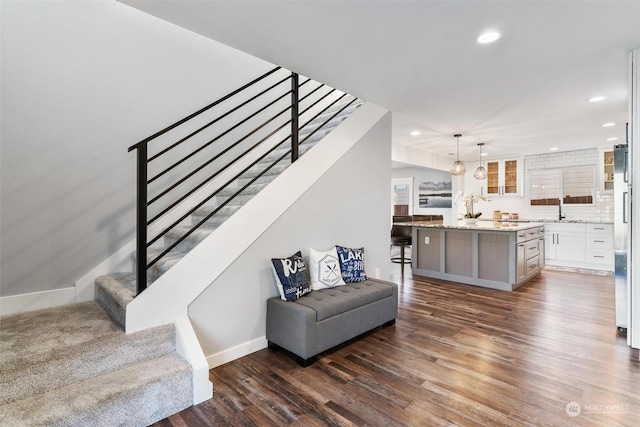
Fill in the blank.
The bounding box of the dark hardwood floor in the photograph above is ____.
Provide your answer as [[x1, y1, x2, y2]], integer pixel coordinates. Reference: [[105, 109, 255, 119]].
[[154, 265, 640, 426]]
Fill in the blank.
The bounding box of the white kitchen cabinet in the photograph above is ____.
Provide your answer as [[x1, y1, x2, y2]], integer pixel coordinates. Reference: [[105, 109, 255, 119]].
[[485, 158, 522, 196], [585, 223, 614, 270], [544, 223, 586, 265], [543, 222, 613, 271], [599, 147, 614, 194]]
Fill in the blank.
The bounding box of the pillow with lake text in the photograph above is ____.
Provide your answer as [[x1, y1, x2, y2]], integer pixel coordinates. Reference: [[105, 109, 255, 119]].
[[271, 251, 311, 302], [309, 247, 346, 290], [336, 245, 368, 282]]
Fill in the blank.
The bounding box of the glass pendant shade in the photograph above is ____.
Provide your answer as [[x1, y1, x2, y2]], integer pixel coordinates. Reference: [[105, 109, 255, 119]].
[[474, 165, 488, 179], [450, 134, 465, 175], [474, 142, 488, 180], [451, 160, 466, 175]]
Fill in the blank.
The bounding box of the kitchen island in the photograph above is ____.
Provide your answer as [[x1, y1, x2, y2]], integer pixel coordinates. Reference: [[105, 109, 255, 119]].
[[409, 221, 545, 291]]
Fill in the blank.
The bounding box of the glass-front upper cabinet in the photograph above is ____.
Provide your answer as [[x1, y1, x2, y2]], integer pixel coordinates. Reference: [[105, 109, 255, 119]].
[[486, 158, 521, 196], [600, 148, 614, 193]]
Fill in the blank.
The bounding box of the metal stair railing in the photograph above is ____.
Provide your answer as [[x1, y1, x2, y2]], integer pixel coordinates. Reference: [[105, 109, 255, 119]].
[[128, 67, 362, 295]]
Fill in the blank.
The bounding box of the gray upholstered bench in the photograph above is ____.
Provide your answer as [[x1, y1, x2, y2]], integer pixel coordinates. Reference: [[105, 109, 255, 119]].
[[266, 278, 398, 366]]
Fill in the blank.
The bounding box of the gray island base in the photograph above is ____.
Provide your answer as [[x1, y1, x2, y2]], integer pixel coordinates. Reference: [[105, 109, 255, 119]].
[[410, 221, 545, 291]]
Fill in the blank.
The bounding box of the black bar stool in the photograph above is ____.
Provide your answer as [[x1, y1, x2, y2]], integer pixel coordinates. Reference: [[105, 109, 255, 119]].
[[391, 216, 412, 274]]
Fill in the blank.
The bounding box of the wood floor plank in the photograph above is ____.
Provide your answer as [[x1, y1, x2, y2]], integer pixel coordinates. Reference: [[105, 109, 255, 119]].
[[153, 266, 640, 426]]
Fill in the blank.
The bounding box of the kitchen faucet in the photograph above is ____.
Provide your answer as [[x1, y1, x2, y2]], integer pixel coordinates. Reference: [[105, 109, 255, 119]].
[[558, 203, 565, 220]]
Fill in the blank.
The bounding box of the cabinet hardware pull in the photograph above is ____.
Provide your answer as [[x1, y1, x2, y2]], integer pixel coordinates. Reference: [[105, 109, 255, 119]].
[[529, 246, 536, 250], [593, 227, 604, 230], [593, 240, 605, 243], [594, 255, 605, 258]]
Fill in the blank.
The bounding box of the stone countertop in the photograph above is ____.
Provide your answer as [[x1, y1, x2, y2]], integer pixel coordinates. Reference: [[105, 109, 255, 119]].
[[398, 220, 543, 232], [506, 219, 613, 224]]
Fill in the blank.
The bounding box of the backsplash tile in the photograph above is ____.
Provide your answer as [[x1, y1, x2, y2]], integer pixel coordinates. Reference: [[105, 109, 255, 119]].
[[471, 148, 613, 223]]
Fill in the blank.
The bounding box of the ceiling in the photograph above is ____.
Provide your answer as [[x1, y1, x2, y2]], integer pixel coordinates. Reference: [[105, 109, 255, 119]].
[[123, 0, 640, 162]]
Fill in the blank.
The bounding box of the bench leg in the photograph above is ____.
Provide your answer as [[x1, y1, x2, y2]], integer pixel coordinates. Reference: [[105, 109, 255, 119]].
[[296, 356, 317, 367], [384, 319, 396, 327]]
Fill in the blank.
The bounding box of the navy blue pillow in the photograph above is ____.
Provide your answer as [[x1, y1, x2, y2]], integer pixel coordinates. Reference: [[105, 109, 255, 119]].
[[271, 251, 311, 301], [336, 245, 368, 282]]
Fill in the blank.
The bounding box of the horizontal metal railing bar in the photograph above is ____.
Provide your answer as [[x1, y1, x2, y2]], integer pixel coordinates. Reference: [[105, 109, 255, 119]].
[[299, 92, 347, 131], [148, 88, 293, 186], [128, 66, 281, 153], [146, 118, 293, 242], [299, 96, 357, 146], [298, 88, 337, 119], [147, 135, 292, 268], [147, 89, 291, 185], [298, 82, 325, 105], [147, 98, 291, 210], [148, 75, 292, 164]]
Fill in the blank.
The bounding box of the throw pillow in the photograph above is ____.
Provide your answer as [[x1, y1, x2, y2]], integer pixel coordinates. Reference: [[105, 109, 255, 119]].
[[336, 245, 368, 282], [309, 247, 346, 290], [271, 251, 312, 302]]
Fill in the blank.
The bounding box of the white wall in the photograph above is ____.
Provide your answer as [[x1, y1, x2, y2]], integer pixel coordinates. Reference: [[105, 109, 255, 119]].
[[188, 112, 392, 366], [0, 1, 273, 297]]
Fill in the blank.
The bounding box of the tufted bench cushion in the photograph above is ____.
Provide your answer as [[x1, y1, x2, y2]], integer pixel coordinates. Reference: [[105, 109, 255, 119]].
[[294, 281, 394, 321], [266, 278, 398, 366]]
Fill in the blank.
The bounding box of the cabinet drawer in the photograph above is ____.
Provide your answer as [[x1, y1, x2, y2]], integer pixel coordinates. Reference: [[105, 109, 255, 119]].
[[587, 224, 613, 234], [526, 240, 540, 259], [586, 235, 613, 250], [517, 231, 527, 243], [525, 228, 541, 240], [586, 249, 613, 265], [526, 255, 540, 275]]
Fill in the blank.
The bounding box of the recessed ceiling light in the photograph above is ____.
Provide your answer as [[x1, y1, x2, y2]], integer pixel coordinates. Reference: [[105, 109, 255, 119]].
[[588, 96, 606, 103], [607, 137, 619, 141], [602, 122, 616, 127], [410, 130, 421, 136], [477, 31, 501, 44], [550, 147, 559, 151], [481, 152, 488, 156]]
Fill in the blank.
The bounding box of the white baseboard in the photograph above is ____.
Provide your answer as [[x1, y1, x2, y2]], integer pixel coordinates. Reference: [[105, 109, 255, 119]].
[[206, 336, 268, 369], [0, 287, 76, 316]]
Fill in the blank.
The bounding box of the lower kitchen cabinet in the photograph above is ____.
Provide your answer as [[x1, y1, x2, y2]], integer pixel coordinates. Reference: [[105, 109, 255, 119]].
[[516, 226, 544, 284], [543, 222, 613, 271]]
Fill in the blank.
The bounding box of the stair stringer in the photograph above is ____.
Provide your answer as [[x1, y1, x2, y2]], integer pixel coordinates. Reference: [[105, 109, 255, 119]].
[[125, 103, 389, 333]]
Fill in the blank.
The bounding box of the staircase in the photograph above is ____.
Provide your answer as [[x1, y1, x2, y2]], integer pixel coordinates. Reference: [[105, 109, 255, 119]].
[[0, 79, 363, 425], [0, 301, 192, 426], [95, 95, 364, 328]]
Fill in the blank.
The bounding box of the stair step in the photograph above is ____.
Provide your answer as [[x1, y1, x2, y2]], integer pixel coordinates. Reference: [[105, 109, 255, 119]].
[[0, 352, 192, 427], [214, 182, 269, 206], [95, 272, 137, 328], [164, 226, 215, 253], [192, 204, 241, 229], [243, 160, 289, 179], [0, 301, 175, 406]]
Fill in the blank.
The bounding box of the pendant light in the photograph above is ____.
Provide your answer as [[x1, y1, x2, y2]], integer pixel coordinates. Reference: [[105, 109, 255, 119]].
[[450, 134, 466, 175], [473, 143, 488, 180]]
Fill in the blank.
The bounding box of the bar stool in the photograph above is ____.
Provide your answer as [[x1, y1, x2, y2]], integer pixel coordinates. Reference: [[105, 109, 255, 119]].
[[391, 220, 412, 274]]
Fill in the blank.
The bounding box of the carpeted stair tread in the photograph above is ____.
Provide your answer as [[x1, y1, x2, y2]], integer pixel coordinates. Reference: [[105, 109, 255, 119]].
[[216, 182, 268, 198], [0, 352, 192, 427], [0, 302, 175, 406]]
